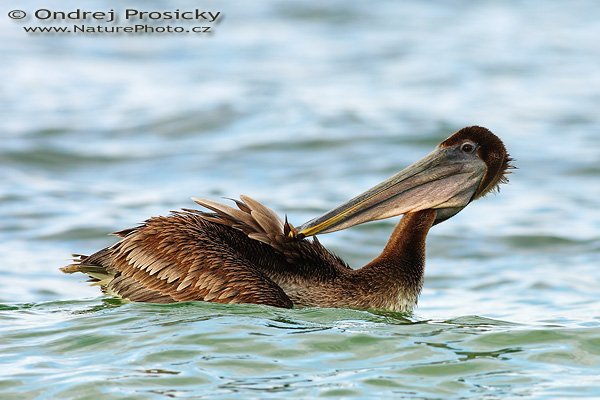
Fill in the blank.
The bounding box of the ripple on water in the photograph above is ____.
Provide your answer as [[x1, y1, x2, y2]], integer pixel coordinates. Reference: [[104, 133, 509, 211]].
[[0, 300, 598, 398], [2, 0, 600, 398]]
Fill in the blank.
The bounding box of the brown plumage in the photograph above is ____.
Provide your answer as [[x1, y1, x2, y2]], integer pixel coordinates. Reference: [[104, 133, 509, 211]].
[[62, 126, 512, 312]]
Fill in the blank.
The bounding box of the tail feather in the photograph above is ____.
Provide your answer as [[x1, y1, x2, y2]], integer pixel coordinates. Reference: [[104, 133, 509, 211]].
[[60, 249, 114, 278], [60, 263, 83, 274]]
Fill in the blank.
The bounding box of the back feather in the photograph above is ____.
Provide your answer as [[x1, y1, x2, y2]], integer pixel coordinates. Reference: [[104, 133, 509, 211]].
[[191, 195, 349, 271], [192, 195, 291, 252]]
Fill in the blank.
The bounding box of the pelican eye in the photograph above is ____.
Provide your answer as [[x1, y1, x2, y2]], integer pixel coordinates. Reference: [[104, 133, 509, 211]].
[[461, 142, 475, 153]]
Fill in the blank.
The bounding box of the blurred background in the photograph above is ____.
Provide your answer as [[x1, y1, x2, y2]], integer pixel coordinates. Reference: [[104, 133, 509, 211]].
[[1, 1, 599, 398]]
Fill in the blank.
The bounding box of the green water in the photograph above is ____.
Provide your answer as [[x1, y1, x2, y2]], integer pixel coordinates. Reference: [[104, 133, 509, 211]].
[[2, 300, 598, 399], [2, 0, 600, 398]]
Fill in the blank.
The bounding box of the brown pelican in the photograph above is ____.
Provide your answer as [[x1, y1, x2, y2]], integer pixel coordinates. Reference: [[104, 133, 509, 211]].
[[62, 126, 512, 312]]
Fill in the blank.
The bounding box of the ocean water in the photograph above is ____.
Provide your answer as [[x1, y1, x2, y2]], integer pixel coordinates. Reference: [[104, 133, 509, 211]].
[[1, 0, 599, 398]]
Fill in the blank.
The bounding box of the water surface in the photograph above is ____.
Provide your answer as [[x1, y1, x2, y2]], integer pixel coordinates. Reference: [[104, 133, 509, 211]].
[[1, 0, 599, 398]]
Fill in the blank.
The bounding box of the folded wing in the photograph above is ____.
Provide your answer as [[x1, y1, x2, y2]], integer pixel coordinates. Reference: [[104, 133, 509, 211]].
[[61, 196, 349, 306]]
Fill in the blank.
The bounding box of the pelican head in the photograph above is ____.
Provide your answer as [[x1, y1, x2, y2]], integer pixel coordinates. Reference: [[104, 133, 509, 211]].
[[297, 126, 513, 237]]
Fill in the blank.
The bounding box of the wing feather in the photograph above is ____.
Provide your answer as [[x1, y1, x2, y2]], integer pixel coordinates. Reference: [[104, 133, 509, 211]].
[[62, 195, 351, 307], [63, 212, 293, 307], [192, 196, 350, 272]]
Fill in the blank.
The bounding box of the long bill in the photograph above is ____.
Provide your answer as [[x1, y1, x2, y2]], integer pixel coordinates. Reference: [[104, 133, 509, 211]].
[[296, 146, 487, 238]]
